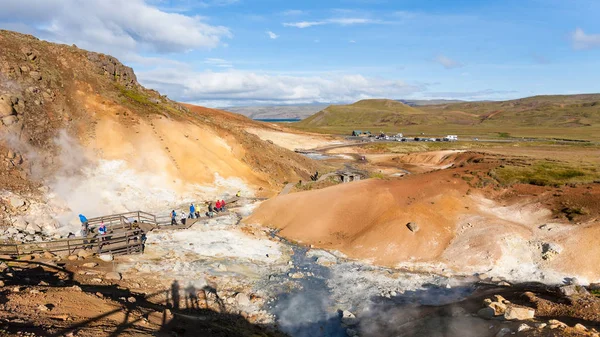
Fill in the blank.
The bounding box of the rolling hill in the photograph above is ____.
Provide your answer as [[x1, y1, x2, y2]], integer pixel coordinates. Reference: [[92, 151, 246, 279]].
[[293, 95, 600, 140]]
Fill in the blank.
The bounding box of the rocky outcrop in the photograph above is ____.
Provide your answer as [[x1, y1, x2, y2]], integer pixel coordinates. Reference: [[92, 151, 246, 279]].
[[86, 52, 138, 88]]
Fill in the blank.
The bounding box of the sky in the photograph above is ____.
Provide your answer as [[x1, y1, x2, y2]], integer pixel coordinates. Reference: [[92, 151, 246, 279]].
[[1, 0, 600, 107]]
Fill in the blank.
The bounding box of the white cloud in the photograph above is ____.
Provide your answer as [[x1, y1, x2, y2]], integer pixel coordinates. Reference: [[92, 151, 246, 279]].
[[267, 31, 279, 39], [435, 55, 463, 69], [0, 0, 231, 58], [138, 69, 425, 106], [283, 17, 383, 28], [204, 58, 233, 68], [571, 28, 600, 50]]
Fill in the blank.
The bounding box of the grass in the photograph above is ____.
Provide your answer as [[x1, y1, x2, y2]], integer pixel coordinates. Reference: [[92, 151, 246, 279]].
[[118, 86, 154, 105], [490, 161, 600, 187], [290, 94, 600, 141]]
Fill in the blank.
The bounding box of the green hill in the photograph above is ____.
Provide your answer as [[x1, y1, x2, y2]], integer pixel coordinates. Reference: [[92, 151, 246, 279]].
[[293, 95, 600, 140], [297, 99, 428, 127]]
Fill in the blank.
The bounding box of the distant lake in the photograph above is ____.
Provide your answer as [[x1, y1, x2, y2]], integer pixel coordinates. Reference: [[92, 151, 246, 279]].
[[254, 118, 301, 123]]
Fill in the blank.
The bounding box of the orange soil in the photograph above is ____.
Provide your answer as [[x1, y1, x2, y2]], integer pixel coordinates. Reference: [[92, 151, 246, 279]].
[[246, 170, 473, 266]]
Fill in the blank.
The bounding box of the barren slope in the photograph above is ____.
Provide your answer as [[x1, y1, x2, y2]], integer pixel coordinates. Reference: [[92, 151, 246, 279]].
[[0, 30, 319, 228]]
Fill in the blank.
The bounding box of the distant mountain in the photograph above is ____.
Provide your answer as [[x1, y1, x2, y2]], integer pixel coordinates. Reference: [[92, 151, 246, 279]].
[[223, 104, 328, 120]]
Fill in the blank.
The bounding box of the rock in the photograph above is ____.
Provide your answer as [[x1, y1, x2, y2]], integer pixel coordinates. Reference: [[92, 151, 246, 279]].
[[2, 115, 18, 126], [7, 150, 16, 159], [20, 254, 35, 261], [0, 100, 14, 118], [495, 328, 511, 337], [215, 263, 227, 271], [517, 323, 532, 332], [42, 252, 56, 259], [71, 285, 82, 292], [489, 302, 507, 315], [98, 254, 113, 262], [493, 295, 509, 304], [534, 323, 547, 329], [67, 255, 78, 261], [289, 272, 303, 279], [406, 222, 419, 233], [105, 272, 122, 280], [477, 307, 496, 319], [91, 278, 102, 283], [235, 293, 250, 307], [9, 196, 26, 209], [498, 281, 511, 287], [341, 310, 357, 326], [19, 65, 29, 73], [0, 280, 4, 287], [504, 305, 535, 320], [574, 323, 588, 331], [37, 304, 52, 312], [83, 262, 98, 268], [29, 71, 42, 80], [559, 284, 589, 297], [13, 218, 28, 230], [127, 296, 136, 303], [542, 242, 563, 260], [76, 249, 94, 258], [548, 319, 567, 329], [12, 286, 21, 293]]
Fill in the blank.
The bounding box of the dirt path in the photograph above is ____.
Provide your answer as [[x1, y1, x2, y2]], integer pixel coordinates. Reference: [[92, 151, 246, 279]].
[[279, 183, 295, 196]]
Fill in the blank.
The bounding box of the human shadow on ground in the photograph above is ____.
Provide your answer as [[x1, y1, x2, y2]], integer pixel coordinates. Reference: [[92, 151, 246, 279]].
[[0, 260, 288, 337]]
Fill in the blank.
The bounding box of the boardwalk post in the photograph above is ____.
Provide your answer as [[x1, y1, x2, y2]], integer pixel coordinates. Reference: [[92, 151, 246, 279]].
[[14, 244, 19, 256]]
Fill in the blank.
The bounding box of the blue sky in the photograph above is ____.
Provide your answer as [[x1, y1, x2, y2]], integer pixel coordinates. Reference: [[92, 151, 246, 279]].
[[1, 0, 600, 106]]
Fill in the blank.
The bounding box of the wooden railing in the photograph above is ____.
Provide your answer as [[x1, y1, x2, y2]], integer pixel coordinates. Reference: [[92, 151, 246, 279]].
[[0, 228, 145, 257], [0, 200, 244, 258]]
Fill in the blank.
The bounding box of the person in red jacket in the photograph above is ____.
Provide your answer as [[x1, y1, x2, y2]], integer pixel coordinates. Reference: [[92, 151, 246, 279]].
[[215, 200, 221, 212]]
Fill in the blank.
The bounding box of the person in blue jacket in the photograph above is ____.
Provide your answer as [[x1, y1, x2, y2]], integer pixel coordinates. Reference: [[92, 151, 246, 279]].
[[189, 203, 195, 219], [79, 214, 88, 226], [171, 210, 177, 225]]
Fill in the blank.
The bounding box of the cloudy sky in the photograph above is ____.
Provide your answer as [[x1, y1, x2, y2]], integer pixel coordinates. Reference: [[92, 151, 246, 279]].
[[1, 0, 600, 107]]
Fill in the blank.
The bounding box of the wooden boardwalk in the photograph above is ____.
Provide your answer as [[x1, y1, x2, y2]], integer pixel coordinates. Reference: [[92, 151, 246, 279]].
[[0, 197, 244, 258]]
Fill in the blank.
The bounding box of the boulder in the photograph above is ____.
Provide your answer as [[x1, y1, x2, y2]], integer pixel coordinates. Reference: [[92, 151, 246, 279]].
[[42, 251, 56, 259], [83, 262, 98, 268], [574, 323, 587, 331], [2, 115, 18, 126], [504, 305, 535, 320], [341, 310, 357, 326], [542, 242, 563, 260], [235, 292, 250, 307], [98, 254, 113, 262], [105, 272, 122, 280], [7, 150, 15, 159], [559, 284, 589, 297], [9, 196, 26, 209], [477, 307, 496, 319], [0, 101, 14, 118], [406, 222, 419, 233], [12, 218, 28, 230], [489, 301, 507, 315], [548, 319, 567, 329], [67, 255, 78, 261], [534, 323, 547, 329], [76, 249, 94, 258]]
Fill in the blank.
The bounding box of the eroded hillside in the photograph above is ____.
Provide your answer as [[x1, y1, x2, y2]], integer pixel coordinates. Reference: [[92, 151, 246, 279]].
[[0, 30, 319, 229]]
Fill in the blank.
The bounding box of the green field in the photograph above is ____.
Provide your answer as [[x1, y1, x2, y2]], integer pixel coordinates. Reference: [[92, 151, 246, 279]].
[[291, 95, 600, 141]]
